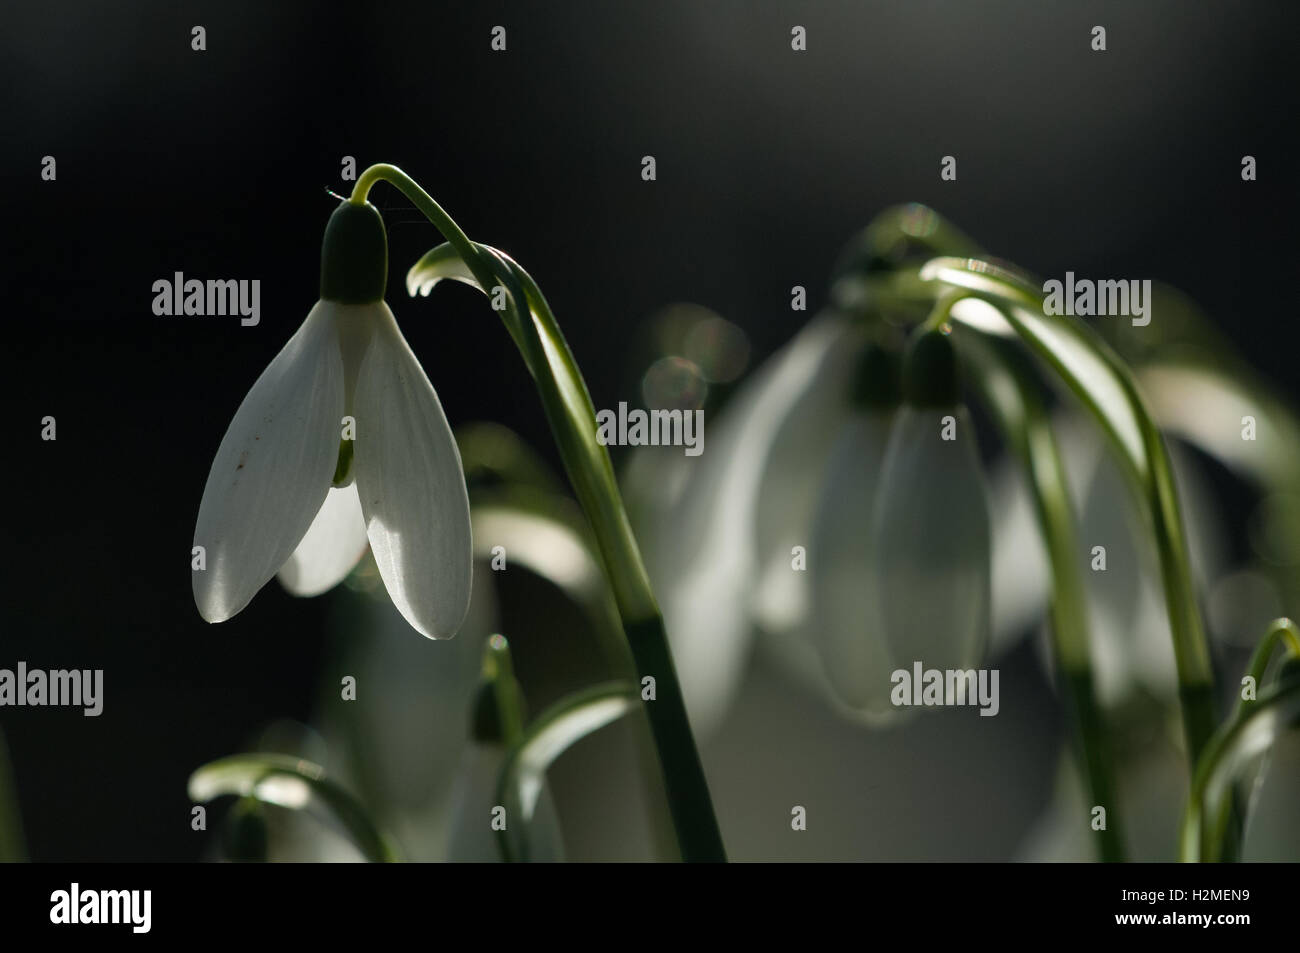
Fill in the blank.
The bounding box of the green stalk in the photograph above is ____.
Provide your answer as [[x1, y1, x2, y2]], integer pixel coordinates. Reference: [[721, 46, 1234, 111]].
[[955, 327, 1125, 862], [878, 257, 1217, 773], [496, 682, 638, 863], [1208, 617, 1300, 861], [351, 164, 726, 862], [1241, 618, 1300, 695], [1180, 654, 1300, 862]]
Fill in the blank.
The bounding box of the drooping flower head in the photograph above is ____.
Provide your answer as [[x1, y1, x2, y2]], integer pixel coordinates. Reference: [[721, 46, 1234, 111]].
[[867, 328, 992, 683], [193, 201, 473, 639], [809, 338, 903, 717]]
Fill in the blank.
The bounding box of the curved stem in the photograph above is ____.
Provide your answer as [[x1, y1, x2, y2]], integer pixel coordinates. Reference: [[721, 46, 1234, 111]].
[[903, 258, 1218, 773], [1242, 618, 1300, 694], [1180, 672, 1300, 862], [353, 164, 726, 862], [1210, 617, 1300, 861], [496, 682, 638, 863], [954, 326, 1125, 862], [492, 250, 724, 862], [188, 754, 399, 863]]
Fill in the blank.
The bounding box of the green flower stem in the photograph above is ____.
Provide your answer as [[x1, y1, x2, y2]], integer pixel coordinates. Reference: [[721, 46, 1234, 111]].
[[874, 257, 1218, 774], [350, 164, 726, 862], [955, 327, 1125, 862], [1180, 664, 1300, 862], [1211, 617, 1300, 861], [1242, 618, 1300, 695], [496, 682, 638, 863]]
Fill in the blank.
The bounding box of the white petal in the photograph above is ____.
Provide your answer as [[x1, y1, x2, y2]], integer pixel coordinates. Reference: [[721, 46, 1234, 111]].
[[637, 312, 862, 736], [352, 303, 472, 639], [751, 315, 867, 634], [445, 743, 564, 862], [869, 405, 991, 673], [809, 412, 897, 717], [986, 455, 1050, 654], [277, 483, 369, 597], [193, 302, 345, 622]]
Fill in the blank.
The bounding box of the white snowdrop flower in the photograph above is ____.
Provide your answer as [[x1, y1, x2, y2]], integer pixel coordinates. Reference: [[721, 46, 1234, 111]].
[[625, 311, 867, 736], [867, 329, 992, 682], [808, 343, 900, 717], [192, 200, 472, 639]]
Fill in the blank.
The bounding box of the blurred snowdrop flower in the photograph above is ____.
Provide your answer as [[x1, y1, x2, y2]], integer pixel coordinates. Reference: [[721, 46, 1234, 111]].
[[444, 737, 562, 862], [626, 311, 866, 735], [445, 669, 564, 863], [749, 317, 873, 635], [629, 310, 1029, 729], [860, 330, 992, 705], [193, 201, 472, 639], [806, 344, 900, 717]]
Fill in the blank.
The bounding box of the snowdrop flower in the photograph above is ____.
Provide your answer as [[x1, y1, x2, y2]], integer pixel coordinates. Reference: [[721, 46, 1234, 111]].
[[446, 673, 563, 862], [807, 342, 900, 717], [624, 311, 867, 735], [866, 329, 992, 683], [192, 200, 472, 639], [803, 326, 993, 718], [629, 310, 1031, 728]]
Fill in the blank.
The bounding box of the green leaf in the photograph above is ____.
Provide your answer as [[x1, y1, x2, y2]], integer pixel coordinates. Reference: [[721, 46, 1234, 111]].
[[496, 683, 637, 862], [188, 753, 398, 862]]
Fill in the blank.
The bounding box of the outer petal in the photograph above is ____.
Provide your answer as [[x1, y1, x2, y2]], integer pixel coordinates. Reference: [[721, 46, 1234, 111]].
[[628, 311, 861, 737], [193, 302, 345, 622], [352, 303, 472, 639], [809, 411, 897, 718], [277, 482, 369, 597], [869, 405, 991, 674], [751, 314, 868, 635]]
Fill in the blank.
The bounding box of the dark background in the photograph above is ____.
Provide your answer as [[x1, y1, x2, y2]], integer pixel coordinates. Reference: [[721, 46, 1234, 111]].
[[1, 0, 1296, 860]]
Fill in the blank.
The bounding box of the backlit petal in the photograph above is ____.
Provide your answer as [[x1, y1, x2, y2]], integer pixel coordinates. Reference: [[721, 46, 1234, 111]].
[[278, 482, 369, 597], [352, 303, 472, 639], [193, 302, 345, 622]]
